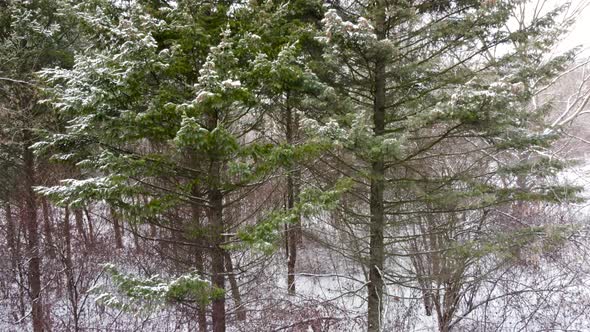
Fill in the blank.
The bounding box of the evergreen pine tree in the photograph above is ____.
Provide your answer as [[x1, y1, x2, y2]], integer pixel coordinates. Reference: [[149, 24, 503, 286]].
[[304, 1, 583, 330], [38, 0, 328, 329], [0, 1, 76, 330]]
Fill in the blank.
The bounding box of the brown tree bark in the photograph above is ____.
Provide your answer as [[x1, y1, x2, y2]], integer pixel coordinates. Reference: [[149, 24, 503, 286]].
[[73, 209, 88, 245], [41, 198, 55, 257], [190, 193, 208, 332], [13, 203, 27, 318], [63, 207, 81, 331], [109, 207, 124, 249], [286, 173, 300, 295], [23, 139, 43, 332], [132, 224, 141, 252], [207, 108, 226, 332], [5, 202, 24, 322], [83, 208, 95, 245], [224, 251, 246, 321], [367, 3, 387, 331], [5, 203, 17, 272], [285, 102, 301, 295], [209, 188, 226, 332]]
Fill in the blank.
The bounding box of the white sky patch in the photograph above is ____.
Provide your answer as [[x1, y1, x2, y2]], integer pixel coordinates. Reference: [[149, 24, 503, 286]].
[[554, 0, 590, 55]]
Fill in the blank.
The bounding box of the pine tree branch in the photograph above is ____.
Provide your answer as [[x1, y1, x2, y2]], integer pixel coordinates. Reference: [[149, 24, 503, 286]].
[[0, 77, 35, 86]]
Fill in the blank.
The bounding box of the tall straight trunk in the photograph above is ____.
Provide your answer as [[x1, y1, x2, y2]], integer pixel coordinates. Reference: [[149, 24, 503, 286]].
[[17, 260, 27, 318], [286, 172, 301, 294], [190, 194, 207, 332], [23, 140, 43, 332], [63, 208, 72, 278], [109, 207, 124, 249], [6, 202, 22, 322], [73, 209, 88, 245], [83, 208, 95, 245], [207, 109, 226, 332], [209, 188, 225, 332], [195, 255, 207, 332], [367, 4, 387, 331], [14, 202, 26, 318], [41, 198, 55, 257], [5, 203, 17, 272], [285, 102, 301, 295], [224, 252, 246, 321], [63, 207, 80, 331]]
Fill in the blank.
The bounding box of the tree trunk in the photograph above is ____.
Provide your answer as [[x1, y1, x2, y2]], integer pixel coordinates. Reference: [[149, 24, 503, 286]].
[[63, 207, 80, 331], [84, 208, 95, 245], [195, 254, 207, 332], [63, 207, 72, 273], [5, 203, 17, 272], [190, 197, 207, 332], [367, 4, 387, 331], [16, 203, 27, 318], [367, 147, 385, 332], [17, 264, 26, 319], [23, 140, 43, 332], [73, 209, 88, 246], [109, 207, 124, 249], [5, 203, 22, 321], [209, 188, 225, 332], [286, 172, 300, 295], [132, 224, 141, 252], [41, 198, 55, 258], [224, 251, 246, 321], [285, 102, 301, 295], [207, 108, 226, 332]]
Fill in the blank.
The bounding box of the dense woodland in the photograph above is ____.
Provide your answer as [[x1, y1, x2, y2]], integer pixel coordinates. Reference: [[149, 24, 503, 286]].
[[2, 0, 590, 331]]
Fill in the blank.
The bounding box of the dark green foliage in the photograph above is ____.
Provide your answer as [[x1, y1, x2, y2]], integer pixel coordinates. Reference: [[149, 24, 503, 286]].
[[92, 264, 224, 312]]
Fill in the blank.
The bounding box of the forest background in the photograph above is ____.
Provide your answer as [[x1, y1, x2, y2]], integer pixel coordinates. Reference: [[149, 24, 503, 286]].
[[2, 0, 590, 331]]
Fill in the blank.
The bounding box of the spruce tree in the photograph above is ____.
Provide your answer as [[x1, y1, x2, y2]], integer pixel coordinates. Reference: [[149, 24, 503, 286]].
[[233, 0, 325, 295], [0, 1, 76, 330], [38, 0, 326, 329], [304, 1, 582, 330]]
